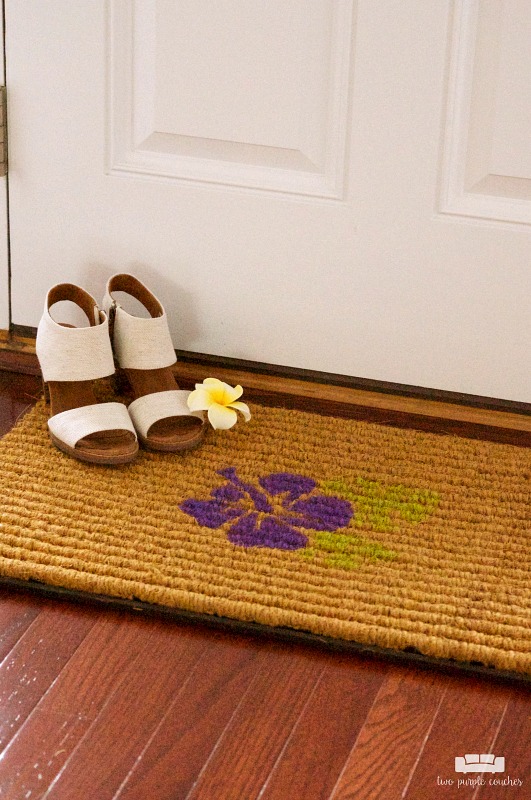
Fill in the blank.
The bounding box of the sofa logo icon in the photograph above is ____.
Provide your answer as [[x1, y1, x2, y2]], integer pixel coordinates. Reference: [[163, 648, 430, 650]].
[[455, 754, 505, 774]]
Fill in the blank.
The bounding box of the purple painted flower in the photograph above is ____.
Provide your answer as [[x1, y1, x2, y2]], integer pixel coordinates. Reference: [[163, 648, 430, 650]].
[[180, 468, 353, 551]]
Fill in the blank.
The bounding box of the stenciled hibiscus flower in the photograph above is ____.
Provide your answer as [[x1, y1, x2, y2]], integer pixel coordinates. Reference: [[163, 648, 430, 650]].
[[180, 468, 353, 550]]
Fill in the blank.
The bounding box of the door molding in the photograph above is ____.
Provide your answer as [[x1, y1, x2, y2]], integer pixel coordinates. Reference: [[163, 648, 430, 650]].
[[438, 0, 531, 225], [107, 0, 355, 199]]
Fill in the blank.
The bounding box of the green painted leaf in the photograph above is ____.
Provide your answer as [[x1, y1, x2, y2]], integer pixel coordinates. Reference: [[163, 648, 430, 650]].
[[299, 530, 397, 571], [321, 477, 439, 533]]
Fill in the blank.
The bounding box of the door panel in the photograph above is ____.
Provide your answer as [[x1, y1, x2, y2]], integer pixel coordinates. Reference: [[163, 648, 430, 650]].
[[110, 0, 352, 197], [5, 1, 531, 401]]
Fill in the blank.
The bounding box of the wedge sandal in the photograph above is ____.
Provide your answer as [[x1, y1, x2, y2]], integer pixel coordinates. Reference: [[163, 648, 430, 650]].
[[36, 284, 138, 465], [102, 274, 206, 451]]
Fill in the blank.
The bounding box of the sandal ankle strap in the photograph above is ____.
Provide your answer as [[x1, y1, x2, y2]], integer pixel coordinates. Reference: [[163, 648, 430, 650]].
[[36, 284, 116, 383], [102, 274, 177, 370]]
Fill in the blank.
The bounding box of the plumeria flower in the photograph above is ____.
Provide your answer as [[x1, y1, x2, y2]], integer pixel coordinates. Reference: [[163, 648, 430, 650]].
[[187, 378, 251, 430]]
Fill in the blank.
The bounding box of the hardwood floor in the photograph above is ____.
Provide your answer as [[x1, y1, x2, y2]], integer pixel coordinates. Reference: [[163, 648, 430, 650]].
[[0, 370, 529, 800]]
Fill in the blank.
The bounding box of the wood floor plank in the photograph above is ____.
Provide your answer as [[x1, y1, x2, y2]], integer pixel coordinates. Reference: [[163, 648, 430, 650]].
[[116, 636, 264, 800], [0, 613, 176, 800], [329, 668, 449, 800], [41, 625, 208, 800], [0, 603, 95, 753], [404, 676, 513, 799], [474, 691, 531, 800], [0, 594, 42, 661], [0, 708, 92, 800], [0, 615, 212, 800], [0, 369, 40, 436], [259, 656, 388, 800], [185, 646, 326, 800], [39, 612, 168, 719]]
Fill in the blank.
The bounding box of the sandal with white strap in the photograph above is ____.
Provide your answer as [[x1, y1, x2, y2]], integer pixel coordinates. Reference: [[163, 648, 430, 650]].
[[102, 274, 206, 451], [36, 284, 138, 465]]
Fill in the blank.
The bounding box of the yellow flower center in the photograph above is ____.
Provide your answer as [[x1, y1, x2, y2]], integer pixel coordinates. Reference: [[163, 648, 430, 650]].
[[209, 387, 231, 406]]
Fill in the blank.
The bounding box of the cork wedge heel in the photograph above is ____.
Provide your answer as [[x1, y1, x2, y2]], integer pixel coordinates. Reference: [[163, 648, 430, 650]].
[[102, 274, 206, 452], [36, 284, 138, 465]]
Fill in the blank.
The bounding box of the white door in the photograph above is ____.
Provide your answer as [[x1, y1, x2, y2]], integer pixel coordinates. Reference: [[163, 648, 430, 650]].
[[0, 1, 9, 331], [4, 0, 531, 402]]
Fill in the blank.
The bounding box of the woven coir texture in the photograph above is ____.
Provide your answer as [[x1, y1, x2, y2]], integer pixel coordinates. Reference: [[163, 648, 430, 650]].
[[0, 399, 529, 675]]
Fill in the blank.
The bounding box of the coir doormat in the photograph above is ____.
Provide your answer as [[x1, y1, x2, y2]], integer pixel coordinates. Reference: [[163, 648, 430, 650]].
[[0, 399, 529, 677]]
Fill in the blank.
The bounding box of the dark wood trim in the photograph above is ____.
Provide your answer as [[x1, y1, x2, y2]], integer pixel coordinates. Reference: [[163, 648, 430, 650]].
[[0, 576, 528, 686], [174, 348, 531, 416], [8, 323, 35, 340], [174, 362, 531, 445], [0, 329, 47, 375], [0, 348, 40, 375], [1, 329, 529, 446], [8, 324, 530, 414]]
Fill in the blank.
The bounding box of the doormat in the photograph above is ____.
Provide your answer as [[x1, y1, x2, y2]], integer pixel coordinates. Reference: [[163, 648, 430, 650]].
[[0, 398, 529, 677]]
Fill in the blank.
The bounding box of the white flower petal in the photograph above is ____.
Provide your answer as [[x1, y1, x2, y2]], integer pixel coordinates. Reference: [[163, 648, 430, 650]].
[[228, 401, 251, 422], [203, 377, 224, 389], [207, 403, 238, 430], [223, 384, 243, 404], [187, 387, 213, 411]]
